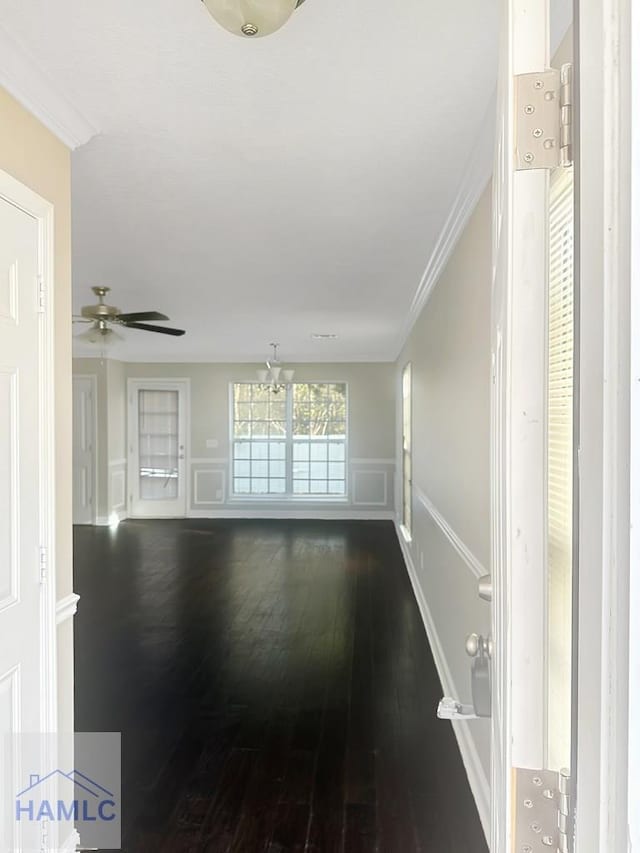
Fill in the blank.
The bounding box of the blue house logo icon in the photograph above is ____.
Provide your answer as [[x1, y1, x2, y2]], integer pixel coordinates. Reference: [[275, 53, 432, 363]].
[[16, 769, 117, 823]]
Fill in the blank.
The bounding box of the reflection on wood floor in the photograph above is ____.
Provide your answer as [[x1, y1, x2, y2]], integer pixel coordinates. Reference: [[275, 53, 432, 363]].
[[74, 519, 487, 852]]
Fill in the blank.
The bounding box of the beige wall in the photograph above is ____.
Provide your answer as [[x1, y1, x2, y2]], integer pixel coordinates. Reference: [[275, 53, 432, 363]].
[[73, 359, 397, 515], [396, 184, 492, 815], [0, 87, 73, 733]]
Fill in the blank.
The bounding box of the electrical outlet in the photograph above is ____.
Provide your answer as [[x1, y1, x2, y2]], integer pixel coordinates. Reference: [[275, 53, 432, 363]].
[[215, 490, 223, 500]]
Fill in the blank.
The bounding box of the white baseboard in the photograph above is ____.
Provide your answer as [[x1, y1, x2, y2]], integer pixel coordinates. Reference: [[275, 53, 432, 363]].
[[186, 509, 395, 521], [394, 522, 490, 840]]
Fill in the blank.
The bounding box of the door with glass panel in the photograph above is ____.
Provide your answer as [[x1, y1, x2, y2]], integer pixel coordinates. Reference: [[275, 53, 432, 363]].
[[488, 1, 576, 848], [128, 379, 188, 517]]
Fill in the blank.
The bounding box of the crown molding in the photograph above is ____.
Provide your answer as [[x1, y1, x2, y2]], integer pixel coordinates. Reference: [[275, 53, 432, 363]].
[[395, 95, 495, 357], [0, 24, 97, 150]]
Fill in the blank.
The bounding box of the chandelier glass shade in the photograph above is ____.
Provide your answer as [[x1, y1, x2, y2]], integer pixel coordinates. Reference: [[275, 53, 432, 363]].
[[257, 344, 294, 392], [202, 0, 299, 38]]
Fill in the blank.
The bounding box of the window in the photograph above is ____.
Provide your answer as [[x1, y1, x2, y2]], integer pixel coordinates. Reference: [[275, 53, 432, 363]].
[[232, 382, 347, 497]]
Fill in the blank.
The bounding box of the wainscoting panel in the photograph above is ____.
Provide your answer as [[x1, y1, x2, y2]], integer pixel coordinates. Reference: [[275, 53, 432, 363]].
[[194, 468, 226, 505], [108, 459, 127, 522]]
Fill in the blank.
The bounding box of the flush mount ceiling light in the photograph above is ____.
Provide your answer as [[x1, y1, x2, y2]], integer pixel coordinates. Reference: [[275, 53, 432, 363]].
[[202, 0, 307, 38], [256, 342, 294, 393]]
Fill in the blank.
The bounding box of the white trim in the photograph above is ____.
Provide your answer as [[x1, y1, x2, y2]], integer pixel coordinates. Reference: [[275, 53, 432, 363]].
[[190, 457, 228, 465], [0, 24, 97, 150], [108, 458, 127, 468], [413, 486, 487, 580], [394, 522, 490, 840], [193, 468, 226, 506], [395, 96, 495, 356], [351, 469, 388, 507], [186, 509, 395, 520], [56, 594, 80, 626]]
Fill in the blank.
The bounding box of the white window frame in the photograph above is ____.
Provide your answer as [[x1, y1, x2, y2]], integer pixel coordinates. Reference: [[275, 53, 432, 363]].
[[229, 381, 350, 500]]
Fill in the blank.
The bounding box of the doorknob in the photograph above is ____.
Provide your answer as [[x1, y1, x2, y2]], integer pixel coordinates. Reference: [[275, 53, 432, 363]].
[[465, 632, 493, 658], [478, 574, 492, 602]]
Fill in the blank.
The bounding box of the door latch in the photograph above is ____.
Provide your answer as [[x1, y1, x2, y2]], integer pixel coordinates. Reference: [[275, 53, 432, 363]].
[[466, 633, 492, 718]]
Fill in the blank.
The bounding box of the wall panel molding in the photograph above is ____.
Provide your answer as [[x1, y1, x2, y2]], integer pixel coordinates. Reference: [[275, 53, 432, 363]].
[[352, 469, 388, 507], [395, 523, 490, 839], [193, 468, 226, 505], [414, 485, 487, 580]]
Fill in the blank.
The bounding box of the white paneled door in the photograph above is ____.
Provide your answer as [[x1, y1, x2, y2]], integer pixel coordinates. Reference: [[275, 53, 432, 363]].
[[72, 376, 96, 525], [128, 379, 189, 517], [0, 178, 55, 850]]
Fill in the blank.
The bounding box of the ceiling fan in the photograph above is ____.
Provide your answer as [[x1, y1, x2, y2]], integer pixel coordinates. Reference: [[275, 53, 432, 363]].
[[74, 287, 185, 343]]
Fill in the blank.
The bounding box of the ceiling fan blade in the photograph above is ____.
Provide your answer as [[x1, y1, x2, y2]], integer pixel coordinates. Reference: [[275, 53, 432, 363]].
[[118, 311, 170, 322], [125, 322, 185, 336]]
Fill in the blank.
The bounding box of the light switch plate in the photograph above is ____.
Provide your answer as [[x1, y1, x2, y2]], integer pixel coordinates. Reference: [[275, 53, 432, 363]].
[[206, 439, 218, 449]]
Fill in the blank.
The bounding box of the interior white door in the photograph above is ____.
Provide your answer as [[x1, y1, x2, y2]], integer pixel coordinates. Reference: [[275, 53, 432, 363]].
[[490, 1, 575, 850], [0, 189, 48, 850], [128, 379, 188, 517], [72, 376, 96, 525]]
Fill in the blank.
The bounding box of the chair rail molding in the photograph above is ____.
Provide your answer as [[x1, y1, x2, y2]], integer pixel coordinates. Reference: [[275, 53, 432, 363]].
[[414, 485, 487, 580], [394, 523, 490, 839], [0, 24, 97, 149], [56, 593, 80, 625]]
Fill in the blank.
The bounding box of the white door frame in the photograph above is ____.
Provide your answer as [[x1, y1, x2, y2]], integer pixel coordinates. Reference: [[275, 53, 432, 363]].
[[127, 377, 190, 518], [72, 373, 97, 525], [629, 1, 640, 848], [574, 0, 632, 849], [0, 169, 58, 742]]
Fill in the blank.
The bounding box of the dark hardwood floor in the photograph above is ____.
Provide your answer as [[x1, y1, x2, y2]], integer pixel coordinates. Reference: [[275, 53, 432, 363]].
[[74, 519, 487, 852]]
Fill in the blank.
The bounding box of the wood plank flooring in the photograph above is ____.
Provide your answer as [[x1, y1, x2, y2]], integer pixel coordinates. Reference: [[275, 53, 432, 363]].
[[73, 519, 487, 852]]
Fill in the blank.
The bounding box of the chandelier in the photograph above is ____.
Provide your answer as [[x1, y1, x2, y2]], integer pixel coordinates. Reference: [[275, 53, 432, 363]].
[[202, 0, 307, 39], [257, 343, 294, 393]]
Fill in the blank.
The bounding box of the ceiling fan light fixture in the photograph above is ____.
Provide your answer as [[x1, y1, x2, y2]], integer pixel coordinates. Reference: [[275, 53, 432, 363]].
[[76, 322, 123, 345], [202, 0, 300, 38]]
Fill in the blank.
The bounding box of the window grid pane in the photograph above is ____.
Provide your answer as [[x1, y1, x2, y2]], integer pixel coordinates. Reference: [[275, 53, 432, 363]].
[[233, 382, 347, 496]]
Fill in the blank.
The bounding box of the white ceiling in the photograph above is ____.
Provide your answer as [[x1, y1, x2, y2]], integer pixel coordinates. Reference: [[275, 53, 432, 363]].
[[0, 0, 500, 362]]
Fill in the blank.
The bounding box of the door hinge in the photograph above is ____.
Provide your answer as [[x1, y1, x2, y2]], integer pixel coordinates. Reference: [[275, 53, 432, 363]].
[[39, 546, 48, 583], [37, 276, 46, 312], [514, 766, 572, 853], [515, 63, 572, 170]]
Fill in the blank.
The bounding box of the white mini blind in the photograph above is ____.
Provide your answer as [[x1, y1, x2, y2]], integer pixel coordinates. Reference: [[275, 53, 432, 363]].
[[548, 166, 574, 555], [547, 164, 574, 772]]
